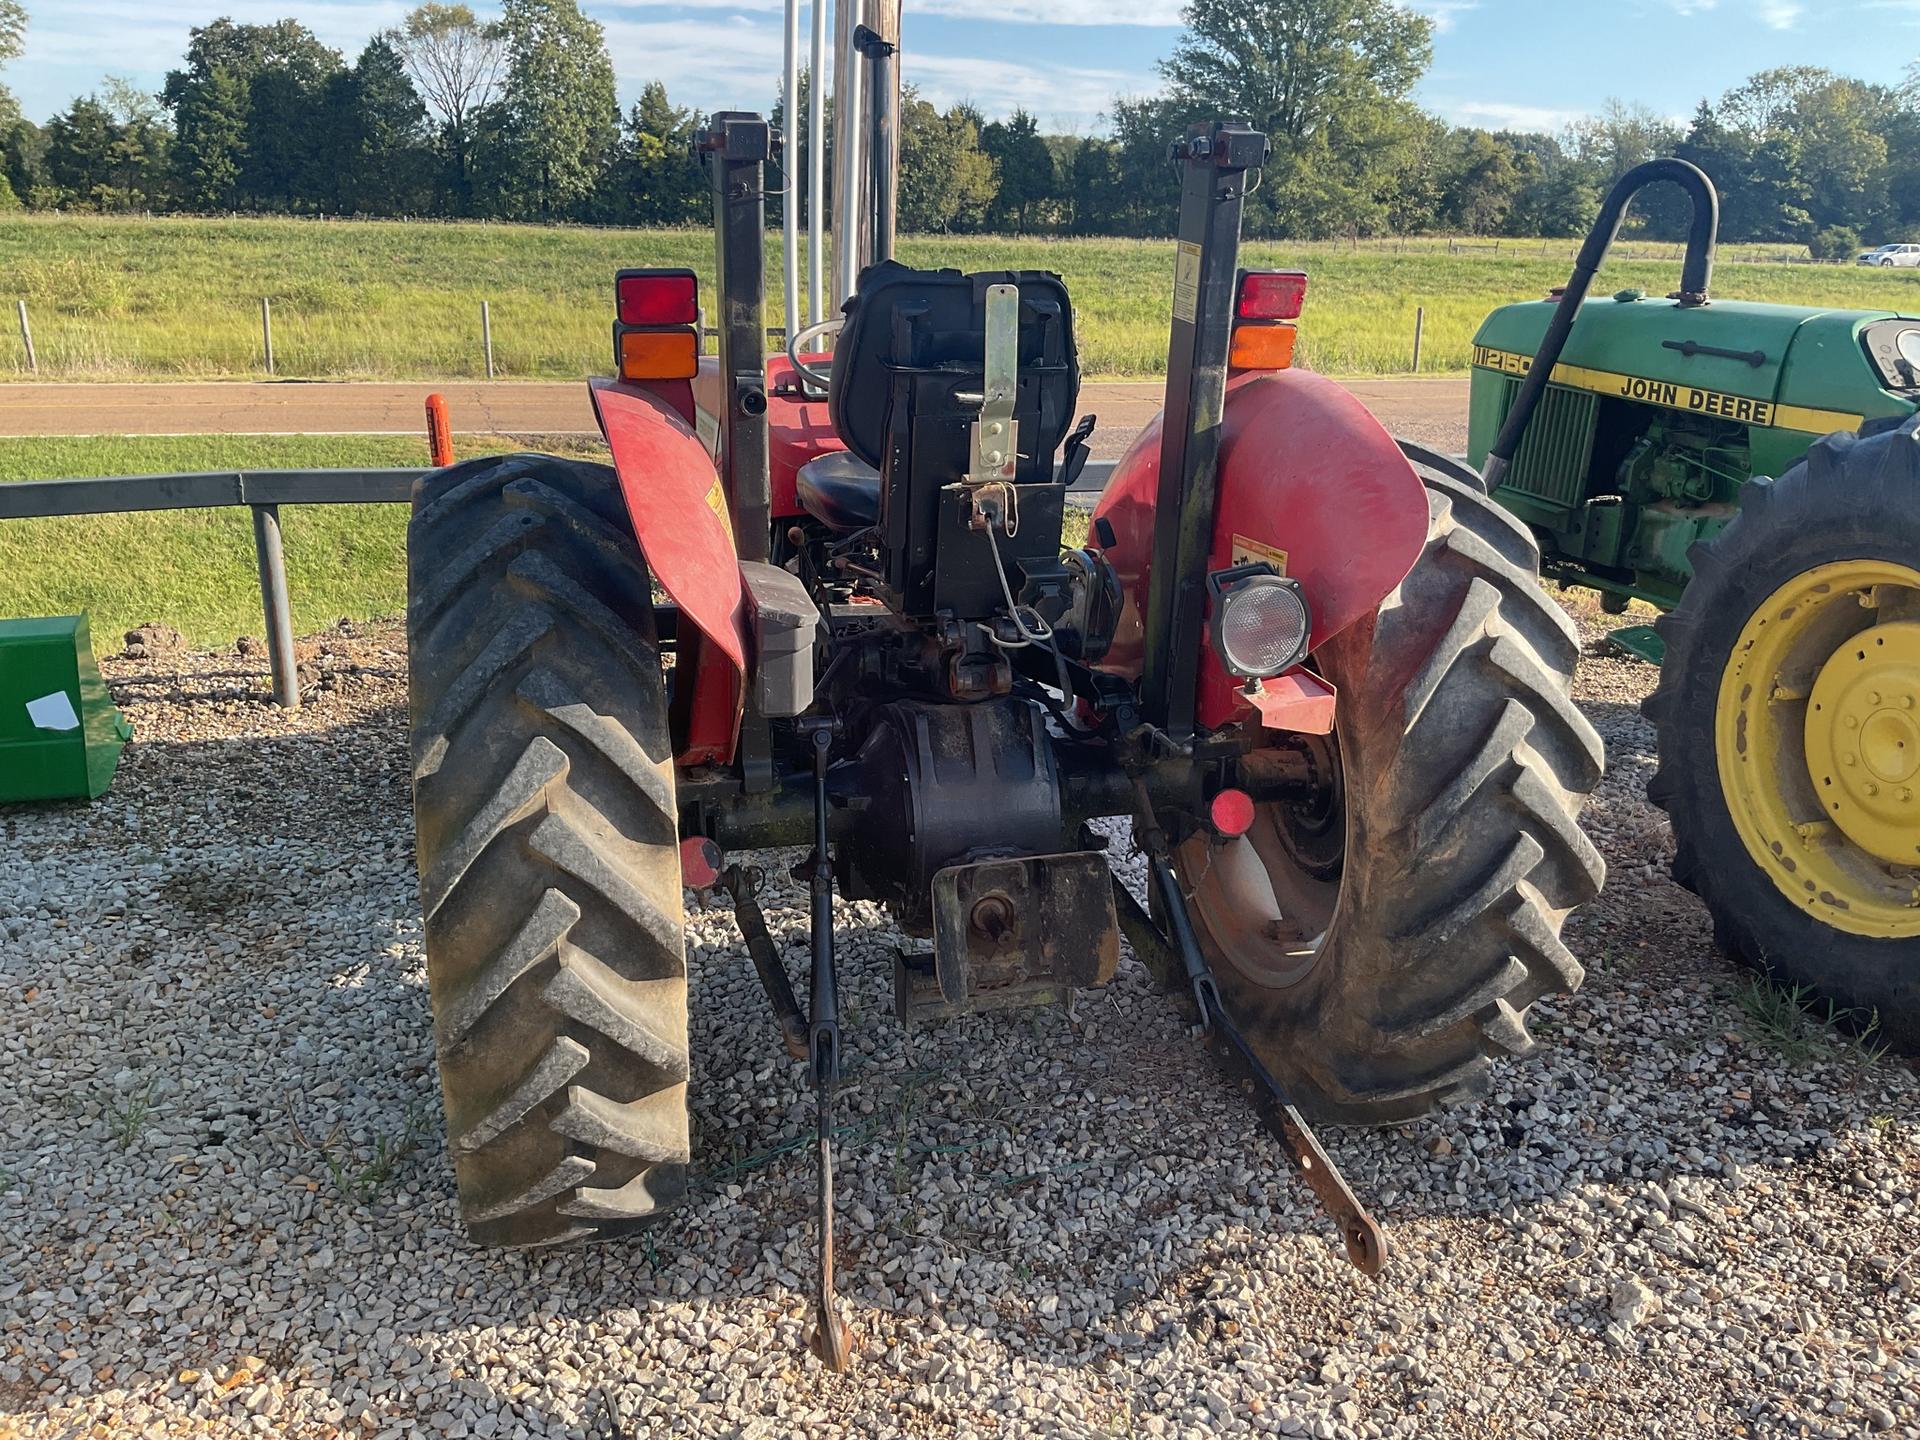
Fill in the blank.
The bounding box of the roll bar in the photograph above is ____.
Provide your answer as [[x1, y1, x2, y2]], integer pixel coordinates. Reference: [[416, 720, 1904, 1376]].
[[1483, 158, 1719, 489]]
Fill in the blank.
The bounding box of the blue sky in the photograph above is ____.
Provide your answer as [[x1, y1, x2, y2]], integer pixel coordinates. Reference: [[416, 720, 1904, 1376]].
[[15, 0, 1919, 135]]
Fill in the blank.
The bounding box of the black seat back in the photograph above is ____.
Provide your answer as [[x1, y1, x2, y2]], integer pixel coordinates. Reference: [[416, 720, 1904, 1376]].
[[826, 262, 1079, 615], [827, 261, 1079, 477]]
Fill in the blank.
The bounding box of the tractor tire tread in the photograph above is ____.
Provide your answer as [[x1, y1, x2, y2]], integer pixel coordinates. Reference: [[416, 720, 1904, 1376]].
[[408, 452, 689, 1248], [1645, 418, 1920, 1052], [1193, 454, 1603, 1124]]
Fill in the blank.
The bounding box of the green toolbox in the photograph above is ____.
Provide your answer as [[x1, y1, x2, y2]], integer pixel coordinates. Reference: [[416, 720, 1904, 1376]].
[[0, 614, 133, 803]]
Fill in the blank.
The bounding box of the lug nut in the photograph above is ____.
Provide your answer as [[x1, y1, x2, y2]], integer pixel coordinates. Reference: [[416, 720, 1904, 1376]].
[[1865, 782, 1880, 797]]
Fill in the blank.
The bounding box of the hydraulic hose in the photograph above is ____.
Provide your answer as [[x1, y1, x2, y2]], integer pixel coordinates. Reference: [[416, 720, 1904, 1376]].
[[1484, 158, 1719, 490]]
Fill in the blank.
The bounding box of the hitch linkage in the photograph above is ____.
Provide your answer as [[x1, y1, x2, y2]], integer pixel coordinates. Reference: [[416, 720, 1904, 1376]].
[[1130, 778, 1388, 1277], [798, 723, 854, 1370]]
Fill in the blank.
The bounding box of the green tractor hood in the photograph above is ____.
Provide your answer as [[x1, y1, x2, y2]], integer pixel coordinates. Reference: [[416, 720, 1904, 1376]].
[[1470, 294, 1917, 472]]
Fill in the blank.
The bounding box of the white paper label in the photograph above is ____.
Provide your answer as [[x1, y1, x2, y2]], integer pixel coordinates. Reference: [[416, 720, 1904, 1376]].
[[26, 690, 80, 732]]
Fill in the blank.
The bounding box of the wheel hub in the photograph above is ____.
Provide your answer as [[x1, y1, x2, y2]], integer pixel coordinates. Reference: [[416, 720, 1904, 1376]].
[[1806, 620, 1920, 864]]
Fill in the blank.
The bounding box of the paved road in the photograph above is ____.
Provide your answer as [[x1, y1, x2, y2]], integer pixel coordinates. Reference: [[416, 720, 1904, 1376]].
[[0, 376, 1472, 457]]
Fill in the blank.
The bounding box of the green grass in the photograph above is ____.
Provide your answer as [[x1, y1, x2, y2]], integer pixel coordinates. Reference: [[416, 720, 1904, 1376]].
[[0, 432, 606, 647], [1, 213, 1915, 381]]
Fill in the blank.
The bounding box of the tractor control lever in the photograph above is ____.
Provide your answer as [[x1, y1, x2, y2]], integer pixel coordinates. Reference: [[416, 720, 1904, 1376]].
[[795, 723, 854, 1370], [1128, 778, 1389, 1278]]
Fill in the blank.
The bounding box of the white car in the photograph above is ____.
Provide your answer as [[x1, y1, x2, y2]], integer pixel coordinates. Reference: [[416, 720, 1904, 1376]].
[[1857, 243, 1920, 267]]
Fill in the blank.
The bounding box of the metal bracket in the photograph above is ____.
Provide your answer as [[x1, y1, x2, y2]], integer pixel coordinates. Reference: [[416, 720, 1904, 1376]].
[[966, 282, 1020, 490]]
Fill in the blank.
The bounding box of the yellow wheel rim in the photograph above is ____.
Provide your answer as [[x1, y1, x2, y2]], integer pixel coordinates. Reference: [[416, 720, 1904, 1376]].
[[1716, 559, 1920, 939]]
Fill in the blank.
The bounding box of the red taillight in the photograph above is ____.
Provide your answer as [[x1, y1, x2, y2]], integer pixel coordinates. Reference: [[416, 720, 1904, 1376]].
[[616, 269, 698, 326], [1236, 270, 1308, 322]]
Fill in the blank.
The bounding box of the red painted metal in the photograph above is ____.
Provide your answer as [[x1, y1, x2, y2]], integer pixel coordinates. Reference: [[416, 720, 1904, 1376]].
[[764, 353, 842, 520], [589, 376, 744, 763], [1247, 669, 1337, 735], [1093, 367, 1427, 732], [679, 835, 723, 889], [688, 354, 840, 521]]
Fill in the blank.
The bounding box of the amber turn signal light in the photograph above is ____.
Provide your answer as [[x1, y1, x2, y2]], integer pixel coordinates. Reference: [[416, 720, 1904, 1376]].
[[1228, 320, 1298, 372], [617, 327, 700, 381]]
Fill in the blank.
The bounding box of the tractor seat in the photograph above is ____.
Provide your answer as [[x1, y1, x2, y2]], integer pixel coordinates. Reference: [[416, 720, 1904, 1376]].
[[795, 451, 882, 532]]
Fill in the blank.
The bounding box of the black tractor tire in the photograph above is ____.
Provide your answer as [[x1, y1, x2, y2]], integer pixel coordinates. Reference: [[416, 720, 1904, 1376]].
[[1645, 420, 1920, 1052], [1175, 459, 1605, 1124], [406, 453, 690, 1248]]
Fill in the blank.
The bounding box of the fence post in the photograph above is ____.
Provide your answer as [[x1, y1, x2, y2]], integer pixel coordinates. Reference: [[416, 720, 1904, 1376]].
[[250, 503, 300, 709], [481, 300, 495, 379], [1411, 306, 1425, 373], [261, 298, 275, 376], [16, 299, 35, 373]]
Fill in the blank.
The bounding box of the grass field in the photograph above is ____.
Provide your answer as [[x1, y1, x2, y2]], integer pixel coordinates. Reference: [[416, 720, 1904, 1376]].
[[2, 213, 1915, 381], [0, 434, 606, 647]]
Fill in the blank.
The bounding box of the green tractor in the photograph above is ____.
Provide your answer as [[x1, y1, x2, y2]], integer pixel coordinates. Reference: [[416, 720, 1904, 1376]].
[[1466, 159, 1920, 1048]]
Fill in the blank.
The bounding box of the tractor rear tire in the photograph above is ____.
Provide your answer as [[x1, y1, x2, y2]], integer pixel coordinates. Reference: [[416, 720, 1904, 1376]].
[[1646, 419, 1920, 1052], [406, 453, 690, 1248], [1175, 458, 1605, 1124]]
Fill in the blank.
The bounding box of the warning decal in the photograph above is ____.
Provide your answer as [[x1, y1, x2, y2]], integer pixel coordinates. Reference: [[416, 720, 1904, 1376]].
[[1171, 241, 1202, 326]]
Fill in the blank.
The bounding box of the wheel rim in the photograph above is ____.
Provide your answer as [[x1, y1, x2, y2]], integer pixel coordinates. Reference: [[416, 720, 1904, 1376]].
[[1177, 734, 1345, 988], [1716, 558, 1920, 939]]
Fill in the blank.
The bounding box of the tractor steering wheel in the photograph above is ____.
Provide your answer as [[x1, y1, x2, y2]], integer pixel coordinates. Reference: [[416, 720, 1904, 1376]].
[[787, 318, 843, 395]]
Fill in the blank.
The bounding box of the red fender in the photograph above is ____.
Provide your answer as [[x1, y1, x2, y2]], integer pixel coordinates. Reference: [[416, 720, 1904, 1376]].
[[589, 376, 745, 765], [1092, 367, 1429, 733]]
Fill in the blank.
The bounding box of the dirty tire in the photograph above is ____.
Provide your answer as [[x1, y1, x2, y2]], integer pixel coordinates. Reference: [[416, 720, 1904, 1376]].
[[1177, 459, 1605, 1124], [1645, 419, 1920, 1052], [407, 453, 689, 1248]]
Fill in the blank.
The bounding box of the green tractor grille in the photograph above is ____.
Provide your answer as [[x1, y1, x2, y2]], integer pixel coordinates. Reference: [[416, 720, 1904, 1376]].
[[1495, 378, 1598, 511]]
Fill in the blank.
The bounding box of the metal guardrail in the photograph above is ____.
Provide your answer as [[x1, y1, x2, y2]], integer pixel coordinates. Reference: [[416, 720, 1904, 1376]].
[[0, 460, 1117, 710], [0, 468, 425, 518], [0, 468, 430, 708]]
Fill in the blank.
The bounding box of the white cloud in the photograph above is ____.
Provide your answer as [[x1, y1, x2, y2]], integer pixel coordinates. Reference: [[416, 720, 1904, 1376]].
[[1433, 98, 1590, 132], [1405, 0, 1480, 32], [913, 0, 1181, 23], [1756, 0, 1804, 25]]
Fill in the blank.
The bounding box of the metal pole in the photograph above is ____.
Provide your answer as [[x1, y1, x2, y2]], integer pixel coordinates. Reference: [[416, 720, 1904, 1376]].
[[16, 300, 34, 374], [703, 113, 773, 564], [261, 298, 275, 376], [250, 503, 300, 709], [1141, 120, 1266, 740], [1411, 306, 1424, 373], [855, 19, 898, 271], [808, 0, 826, 328], [831, 0, 863, 309], [481, 300, 495, 379], [782, 0, 801, 343]]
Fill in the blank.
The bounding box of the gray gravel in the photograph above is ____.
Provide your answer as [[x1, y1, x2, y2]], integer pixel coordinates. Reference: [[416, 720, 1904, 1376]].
[[2, 607, 1917, 1440]]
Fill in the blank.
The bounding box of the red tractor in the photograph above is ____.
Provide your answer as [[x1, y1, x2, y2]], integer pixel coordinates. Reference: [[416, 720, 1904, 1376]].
[[404, 31, 1603, 1369]]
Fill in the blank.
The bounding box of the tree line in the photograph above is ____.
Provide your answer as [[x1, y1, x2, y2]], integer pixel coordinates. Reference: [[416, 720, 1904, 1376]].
[[0, 0, 1915, 249]]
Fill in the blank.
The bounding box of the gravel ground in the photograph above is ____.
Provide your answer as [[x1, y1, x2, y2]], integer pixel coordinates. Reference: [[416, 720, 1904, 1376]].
[[3, 606, 1917, 1440]]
